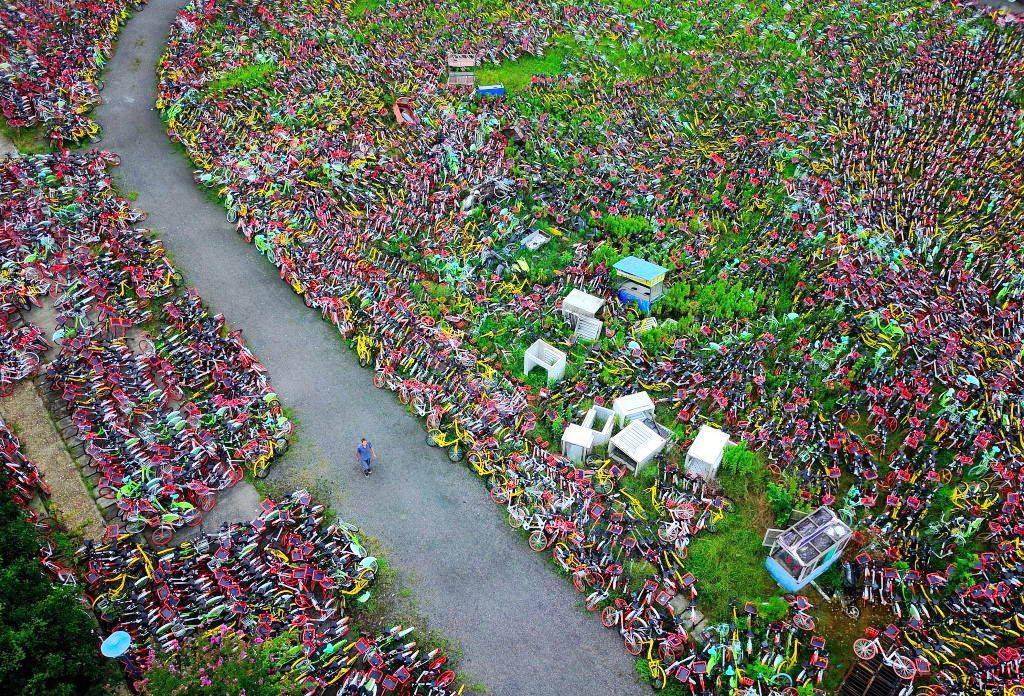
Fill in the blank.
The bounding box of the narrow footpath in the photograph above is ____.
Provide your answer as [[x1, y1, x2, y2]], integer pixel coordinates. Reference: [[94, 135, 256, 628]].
[[94, 2, 646, 694]]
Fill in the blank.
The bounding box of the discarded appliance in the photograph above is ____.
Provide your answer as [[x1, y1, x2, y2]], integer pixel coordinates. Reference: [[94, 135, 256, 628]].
[[580, 404, 615, 445], [561, 424, 595, 463], [609, 420, 667, 473], [612, 391, 656, 428]]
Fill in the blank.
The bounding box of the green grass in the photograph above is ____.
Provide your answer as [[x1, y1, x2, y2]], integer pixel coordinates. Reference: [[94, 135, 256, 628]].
[[205, 61, 278, 96], [684, 497, 779, 622], [348, 0, 385, 16], [477, 45, 572, 92], [0, 116, 49, 154]]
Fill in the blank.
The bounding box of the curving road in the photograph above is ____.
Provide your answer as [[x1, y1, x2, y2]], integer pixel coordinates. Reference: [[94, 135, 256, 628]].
[[95, 2, 645, 694]]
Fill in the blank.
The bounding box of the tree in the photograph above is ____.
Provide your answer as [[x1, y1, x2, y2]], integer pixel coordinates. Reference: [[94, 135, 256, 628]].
[[0, 483, 115, 695]]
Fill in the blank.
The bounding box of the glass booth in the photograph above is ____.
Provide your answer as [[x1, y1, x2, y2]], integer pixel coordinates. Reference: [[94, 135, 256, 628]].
[[764, 506, 851, 592]]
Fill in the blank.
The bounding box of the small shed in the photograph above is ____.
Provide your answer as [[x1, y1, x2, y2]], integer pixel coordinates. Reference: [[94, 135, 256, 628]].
[[764, 507, 852, 592], [580, 405, 615, 445], [684, 425, 731, 481], [561, 424, 595, 463], [613, 256, 669, 314], [612, 391, 656, 428], [523, 339, 566, 384], [609, 420, 666, 473], [562, 289, 605, 322]]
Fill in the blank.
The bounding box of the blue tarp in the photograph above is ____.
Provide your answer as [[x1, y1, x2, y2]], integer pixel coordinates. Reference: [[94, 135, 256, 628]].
[[617, 288, 652, 314]]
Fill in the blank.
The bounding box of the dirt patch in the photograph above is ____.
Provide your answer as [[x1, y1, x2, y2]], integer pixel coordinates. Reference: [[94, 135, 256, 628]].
[[0, 381, 105, 538], [0, 132, 17, 157]]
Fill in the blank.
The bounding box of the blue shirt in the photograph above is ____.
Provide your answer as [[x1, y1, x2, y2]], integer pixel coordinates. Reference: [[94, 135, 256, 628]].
[[357, 442, 373, 461]]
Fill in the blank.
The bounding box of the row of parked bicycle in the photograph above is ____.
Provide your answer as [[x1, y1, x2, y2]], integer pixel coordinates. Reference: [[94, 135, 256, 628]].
[[0, 0, 140, 142], [155, 0, 1024, 690]]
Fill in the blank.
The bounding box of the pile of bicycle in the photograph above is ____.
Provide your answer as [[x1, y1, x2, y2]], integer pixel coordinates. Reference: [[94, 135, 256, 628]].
[[1, 150, 294, 544], [0, 0, 140, 142], [78, 489, 462, 695], [152, 0, 1024, 690], [0, 149, 467, 693]]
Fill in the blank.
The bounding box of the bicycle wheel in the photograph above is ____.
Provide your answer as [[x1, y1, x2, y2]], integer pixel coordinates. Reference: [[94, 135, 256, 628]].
[[623, 632, 643, 656], [425, 430, 440, 447], [194, 492, 216, 512], [151, 525, 174, 546], [572, 572, 587, 594], [853, 638, 878, 661], [489, 485, 509, 505], [125, 518, 146, 535], [372, 372, 386, 389], [648, 659, 667, 689], [585, 591, 605, 612], [507, 506, 526, 528], [434, 671, 456, 687], [792, 613, 815, 632], [97, 481, 119, 500], [657, 523, 678, 543], [677, 502, 697, 520], [182, 507, 203, 527], [600, 606, 618, 628], [528, 530, 548, 551], [448, 444, 464, 463], [890, 655, 916, 681]]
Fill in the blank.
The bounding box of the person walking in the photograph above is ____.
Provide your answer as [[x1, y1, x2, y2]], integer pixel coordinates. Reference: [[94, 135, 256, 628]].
[[356, 438, 376, 476]]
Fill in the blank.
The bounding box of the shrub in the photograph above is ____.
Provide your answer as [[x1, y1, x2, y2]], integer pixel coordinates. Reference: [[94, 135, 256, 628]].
[[756, 596, 790, 622], [718, 441, 767, 501], [0, 479, 115, 695], [141, 629, 303, 696]]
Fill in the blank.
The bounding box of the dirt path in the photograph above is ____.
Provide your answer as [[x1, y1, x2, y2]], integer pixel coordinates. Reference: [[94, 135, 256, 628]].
[[0, 381, 106, 539]]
